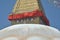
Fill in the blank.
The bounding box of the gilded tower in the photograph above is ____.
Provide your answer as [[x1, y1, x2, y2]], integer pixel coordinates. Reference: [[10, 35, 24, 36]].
[[8, 0, 49, 25]]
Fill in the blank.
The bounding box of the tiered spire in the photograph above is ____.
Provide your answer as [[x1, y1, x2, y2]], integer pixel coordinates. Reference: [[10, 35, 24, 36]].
[[8, 0, 49, 25]]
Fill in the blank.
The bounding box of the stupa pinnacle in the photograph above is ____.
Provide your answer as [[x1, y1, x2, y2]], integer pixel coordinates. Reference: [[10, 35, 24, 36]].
[[8, 0, 49, 25]]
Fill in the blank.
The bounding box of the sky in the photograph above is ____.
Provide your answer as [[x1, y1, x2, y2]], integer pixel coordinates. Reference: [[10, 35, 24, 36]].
[[0, 0, 60, 30]]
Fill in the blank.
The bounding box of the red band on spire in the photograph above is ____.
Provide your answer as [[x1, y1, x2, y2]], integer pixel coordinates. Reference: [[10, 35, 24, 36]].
[[8, 10, 43, 20], [8, 9, 49, 25]]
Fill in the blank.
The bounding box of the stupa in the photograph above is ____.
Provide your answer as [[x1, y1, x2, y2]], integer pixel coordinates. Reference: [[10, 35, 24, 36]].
[[8, 0, 49, 25]]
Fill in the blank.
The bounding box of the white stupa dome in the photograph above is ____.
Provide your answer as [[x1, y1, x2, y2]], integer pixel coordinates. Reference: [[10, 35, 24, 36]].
[[0, 24, 60, 40]]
